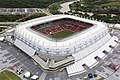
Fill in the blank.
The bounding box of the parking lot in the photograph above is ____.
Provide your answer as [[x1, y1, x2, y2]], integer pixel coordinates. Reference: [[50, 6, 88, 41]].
[[0, 8, 42, 14]]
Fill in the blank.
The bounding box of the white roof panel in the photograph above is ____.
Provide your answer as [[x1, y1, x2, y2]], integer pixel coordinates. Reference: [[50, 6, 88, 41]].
[[31, 75, 39, 80], [0, 37, 4, 41]]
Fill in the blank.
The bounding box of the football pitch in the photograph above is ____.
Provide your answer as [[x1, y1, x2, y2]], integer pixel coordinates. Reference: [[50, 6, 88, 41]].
[[0, 70, 21, 80], [49, 30, 74, 39]]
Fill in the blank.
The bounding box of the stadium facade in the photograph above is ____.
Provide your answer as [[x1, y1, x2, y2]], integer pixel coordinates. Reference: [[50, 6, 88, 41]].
[[14, 15, 118, 76]]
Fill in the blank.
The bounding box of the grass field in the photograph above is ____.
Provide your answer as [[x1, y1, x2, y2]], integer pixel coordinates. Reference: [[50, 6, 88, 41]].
[[0, 70, 21, 80], [50, 30, 74, 39]]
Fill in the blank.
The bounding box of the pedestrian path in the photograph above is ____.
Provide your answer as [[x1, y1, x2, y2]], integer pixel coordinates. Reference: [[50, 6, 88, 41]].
[[39, 72, 47, 80]]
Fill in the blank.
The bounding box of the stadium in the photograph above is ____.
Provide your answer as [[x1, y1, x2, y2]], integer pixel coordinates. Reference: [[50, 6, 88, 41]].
[[14, 15, 118, 76]]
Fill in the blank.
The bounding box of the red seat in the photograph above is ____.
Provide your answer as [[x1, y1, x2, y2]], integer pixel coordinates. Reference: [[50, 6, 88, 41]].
[[70, 26, 79, 32]]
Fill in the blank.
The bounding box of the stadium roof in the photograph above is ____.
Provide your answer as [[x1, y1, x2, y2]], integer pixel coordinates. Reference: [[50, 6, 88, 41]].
[[15, 15, 107, 50]]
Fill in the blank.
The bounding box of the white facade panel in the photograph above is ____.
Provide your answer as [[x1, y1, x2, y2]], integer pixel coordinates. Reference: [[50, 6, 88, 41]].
[[14, 39, 36, 57], [73, 33, 111, 61]]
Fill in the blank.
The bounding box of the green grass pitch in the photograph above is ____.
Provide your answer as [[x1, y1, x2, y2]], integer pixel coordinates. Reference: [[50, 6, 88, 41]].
[[49, 30, 74, 39], [0, 70, 21, 80]]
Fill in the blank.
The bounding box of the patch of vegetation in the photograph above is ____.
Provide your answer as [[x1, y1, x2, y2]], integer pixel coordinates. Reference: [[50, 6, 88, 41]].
[[0, 13, 46, 22], [20, 13, 47, 22], [70, 0, 120, 14], [0, 14, 25, 22], [101, 1, 120, 8], [91, 14, 120, 24], [0, 70, 21, 80], [0, 0, 72, 8], [69, 0, 120, 23], [49, 2, 62, 14], [98, 77, 105, 80]]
